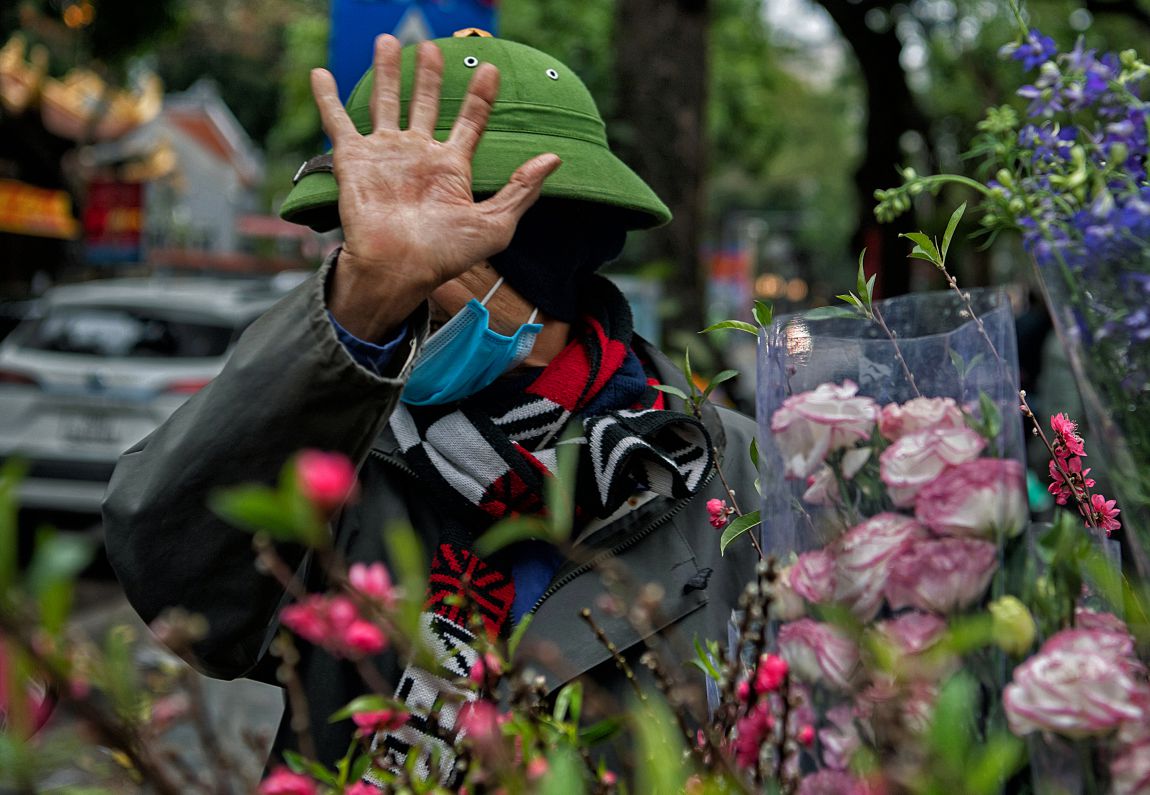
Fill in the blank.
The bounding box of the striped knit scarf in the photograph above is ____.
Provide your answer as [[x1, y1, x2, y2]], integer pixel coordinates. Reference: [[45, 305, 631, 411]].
[[368, 276, 713, 785]]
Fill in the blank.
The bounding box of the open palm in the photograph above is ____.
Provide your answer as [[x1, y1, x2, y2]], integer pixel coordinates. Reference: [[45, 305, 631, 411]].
[[311, 35, 561, 294]]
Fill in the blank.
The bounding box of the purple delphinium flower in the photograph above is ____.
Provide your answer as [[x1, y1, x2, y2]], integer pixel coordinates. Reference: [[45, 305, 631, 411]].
[[1002, 28, 1057, 72]]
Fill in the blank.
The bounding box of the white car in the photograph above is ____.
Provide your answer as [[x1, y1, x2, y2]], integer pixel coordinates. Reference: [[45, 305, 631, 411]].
[[0, 274, 306, 513]]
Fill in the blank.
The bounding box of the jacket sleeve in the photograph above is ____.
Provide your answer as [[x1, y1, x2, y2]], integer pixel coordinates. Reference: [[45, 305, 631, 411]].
[[102, 251, 426, 679]]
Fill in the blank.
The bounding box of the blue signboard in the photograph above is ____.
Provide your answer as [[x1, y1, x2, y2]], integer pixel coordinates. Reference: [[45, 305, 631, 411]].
[[329, 0, 499, 103]]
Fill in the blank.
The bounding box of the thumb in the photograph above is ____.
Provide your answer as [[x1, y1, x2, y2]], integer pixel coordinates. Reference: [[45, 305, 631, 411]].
[[479, 153, 562, 231]]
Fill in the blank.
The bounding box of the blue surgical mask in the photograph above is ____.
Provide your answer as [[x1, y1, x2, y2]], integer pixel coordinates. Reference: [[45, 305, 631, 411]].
[[401, 278, 543, 406]]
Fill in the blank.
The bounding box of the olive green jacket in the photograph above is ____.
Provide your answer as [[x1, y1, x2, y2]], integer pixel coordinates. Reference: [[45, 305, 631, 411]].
[[103, 255, 761, 768]]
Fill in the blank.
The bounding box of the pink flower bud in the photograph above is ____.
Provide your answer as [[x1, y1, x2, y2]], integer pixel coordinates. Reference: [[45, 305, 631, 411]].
[[798, 724, 815, 746], [736, 679, 751, 702], [345, 784, 380, 795], [343, 620, 387, 656], [258, 766, 317, 795], [601, 770, 618, 786], [754, 653, 789, 694], [527, 757, 549, 779], [351, 708, 408, 735], [296, 450, 358, 512]]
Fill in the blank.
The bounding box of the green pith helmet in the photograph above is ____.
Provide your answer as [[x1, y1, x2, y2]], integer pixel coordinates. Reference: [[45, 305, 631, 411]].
[[279, 33, 671, 232]]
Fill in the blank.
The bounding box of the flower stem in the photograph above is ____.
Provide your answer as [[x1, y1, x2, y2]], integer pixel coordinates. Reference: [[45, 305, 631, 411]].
[[713, 446, 765, 560]]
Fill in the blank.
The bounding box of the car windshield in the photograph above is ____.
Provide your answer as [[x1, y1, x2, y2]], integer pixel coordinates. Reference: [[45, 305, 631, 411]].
[[15, 306, 236, 358]]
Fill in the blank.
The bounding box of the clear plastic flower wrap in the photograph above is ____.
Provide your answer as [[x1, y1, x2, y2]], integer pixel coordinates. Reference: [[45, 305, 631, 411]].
[[755, 288, 1025, 561]]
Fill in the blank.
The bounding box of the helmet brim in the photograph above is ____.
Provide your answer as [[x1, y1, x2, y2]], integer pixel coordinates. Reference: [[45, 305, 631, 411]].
[[278, 128, 672, 233]]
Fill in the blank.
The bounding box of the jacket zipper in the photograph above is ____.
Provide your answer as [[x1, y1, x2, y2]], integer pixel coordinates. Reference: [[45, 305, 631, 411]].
[[371, 447, 718, 619], [526, 467, 717, 618]]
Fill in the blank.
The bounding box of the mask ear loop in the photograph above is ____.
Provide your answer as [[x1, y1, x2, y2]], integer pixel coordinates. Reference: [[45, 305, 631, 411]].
[[481, 276, 540, 326], [480, 276, 505, 306]]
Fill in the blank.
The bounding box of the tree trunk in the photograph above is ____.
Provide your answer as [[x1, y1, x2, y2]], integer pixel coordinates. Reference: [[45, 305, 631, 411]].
[[612, 0, 710, 337], [811, 0, 929, 298]]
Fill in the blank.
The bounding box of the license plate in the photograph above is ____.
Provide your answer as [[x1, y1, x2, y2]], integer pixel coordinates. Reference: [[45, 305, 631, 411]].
[[59, 410, 120, 444]]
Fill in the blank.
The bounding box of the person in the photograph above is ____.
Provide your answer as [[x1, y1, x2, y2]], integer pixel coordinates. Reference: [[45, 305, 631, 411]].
[[103, 30, 759, 783]]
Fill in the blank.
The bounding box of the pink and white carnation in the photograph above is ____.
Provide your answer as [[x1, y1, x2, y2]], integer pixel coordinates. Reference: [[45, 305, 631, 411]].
[[1003, 628, 1147, 738], [884, 538, 997, 614], [771, 381, 878, 480], [833, 513, 928, 620], [778, 618, 860, 691], [819, 705, 861, 771], [879, 396, 965, 441], [1074, 607, 1133, 637], [797, 771, 875, 795], [803, 466, 839, 506], [914, 458, 1028, 539], [1112, 697, 1150, 795], [879, 427, 986, 507], [790, 549, 837, 605]]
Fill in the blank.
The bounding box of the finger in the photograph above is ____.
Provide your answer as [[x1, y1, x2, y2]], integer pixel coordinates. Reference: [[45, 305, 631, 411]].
[[479, 153, 562, 233], [371, 34, 402, 131], [407, 41, 444, 136], [447, 62, 499, 157], [310, 69, 357, 143]]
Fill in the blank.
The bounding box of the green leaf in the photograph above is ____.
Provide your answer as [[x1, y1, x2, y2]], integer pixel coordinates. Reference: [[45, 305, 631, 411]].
[[836, 292, 862, 309], [855, 252, 869, 302], [749, 438, 761, 471], [539, 745, 587, 795], [508, 612, 533, 659], [546, 428, 581, 542], [633, 697, 689, 794], [282, 750, 339, 787], [720, 510, 761, 555], [328, 695, 391, 723], [652, 384, 690, 401], [804, 305, 858, 321], [692, 637, 720, 679], [701, 319, 758, 335], [865, 274, 877, 307], [382, 522, 427, 645], [26, 529, 96, 633], [978, 391, 1002, 441], [0, 458, 28, 593], [900, 232, 940, 263], [348, 753, 373, 782], [703, 369, 739, 399], [965, 733, 1024, 795], [927, 673, 976, 775], [579, 717, 623, 745], [475, 516, 549, 558], [753, 300, 773, 328], [942, 202, 967, 261], [209, 486, 323, 546], [553, 682, 583, 724], [948, 349, 966, 378]]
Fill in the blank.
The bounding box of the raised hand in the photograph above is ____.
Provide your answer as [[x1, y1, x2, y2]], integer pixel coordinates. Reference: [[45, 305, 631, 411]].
[[316, 35, 561, 340]]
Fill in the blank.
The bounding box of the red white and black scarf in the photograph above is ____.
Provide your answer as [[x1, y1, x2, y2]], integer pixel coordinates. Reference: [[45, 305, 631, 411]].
[[369, 276, 713, 784]]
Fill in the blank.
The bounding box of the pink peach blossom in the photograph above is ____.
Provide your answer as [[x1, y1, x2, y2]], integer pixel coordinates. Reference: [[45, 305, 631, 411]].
[[879, 397, 965, 441], [754, 654, 789, 694], [1084, 492, 1121, 535], [733, 702, 774, 769], [771, 381, 879, 479], [914, 458, 1028, 539], [348, 562, 398, 608], [296, 450, 359, 512], [879, 427, 986, 507], [884, 538, 997, 614], [457, 699, 502, 753], [1050, 412, 1086, 458], [351, 708, 408, 735], [258, 767, 317, 795], [833, 513, 928, 620], [778, 619, 860, 691], [344, 784, 379, 795], [1003, 628, 1146, 738]]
